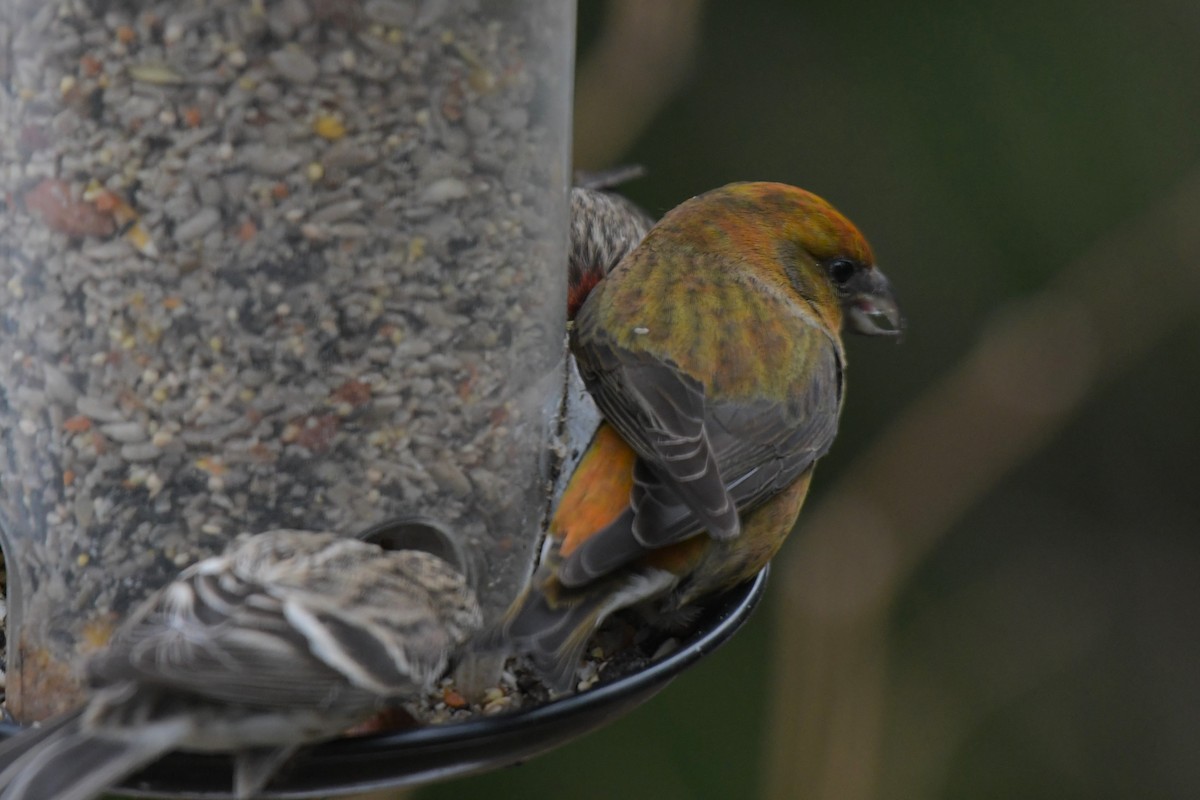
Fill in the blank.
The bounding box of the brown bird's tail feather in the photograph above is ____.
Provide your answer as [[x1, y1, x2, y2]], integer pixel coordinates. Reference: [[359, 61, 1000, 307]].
[[0, 710, 296, 800], [0, 711, 187, 800]]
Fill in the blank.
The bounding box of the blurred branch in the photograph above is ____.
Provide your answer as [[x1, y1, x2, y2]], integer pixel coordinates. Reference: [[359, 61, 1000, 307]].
[[762, 167, 1200, 800], [351, 788, 413, 800], [573, 0, 704, 170]]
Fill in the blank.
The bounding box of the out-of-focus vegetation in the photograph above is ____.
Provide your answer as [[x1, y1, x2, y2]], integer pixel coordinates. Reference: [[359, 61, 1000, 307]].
[[421, 1, 1200, 798]]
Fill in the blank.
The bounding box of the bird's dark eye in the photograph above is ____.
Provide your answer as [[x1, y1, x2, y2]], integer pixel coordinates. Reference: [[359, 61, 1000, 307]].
[[827, 258, 857, 285]]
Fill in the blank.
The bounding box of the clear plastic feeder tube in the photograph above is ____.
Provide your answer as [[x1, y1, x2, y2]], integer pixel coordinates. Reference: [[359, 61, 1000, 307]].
[[0, 0, 572, 720]]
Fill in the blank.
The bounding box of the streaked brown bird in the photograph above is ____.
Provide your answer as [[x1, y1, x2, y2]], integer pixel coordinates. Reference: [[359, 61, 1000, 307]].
[[0, 529, 482, 800], [568, 169, 655, 319]]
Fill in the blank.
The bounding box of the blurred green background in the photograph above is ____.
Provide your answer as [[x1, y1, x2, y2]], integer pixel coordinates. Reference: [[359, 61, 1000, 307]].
[[421, 1, 1200, 799]]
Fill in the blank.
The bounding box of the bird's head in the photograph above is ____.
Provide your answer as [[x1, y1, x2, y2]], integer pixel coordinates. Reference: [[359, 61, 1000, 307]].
[[705, 182, 904, 337]]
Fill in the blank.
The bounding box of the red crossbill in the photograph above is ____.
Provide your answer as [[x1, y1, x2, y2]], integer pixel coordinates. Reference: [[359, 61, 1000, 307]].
[[499, 181, 902, 693], [0, 529, 481, 800]]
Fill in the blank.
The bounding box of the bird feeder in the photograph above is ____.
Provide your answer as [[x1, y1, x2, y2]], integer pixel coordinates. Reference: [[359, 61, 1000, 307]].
[[0, 1, 768, 795], [0, 0, 570, 719]]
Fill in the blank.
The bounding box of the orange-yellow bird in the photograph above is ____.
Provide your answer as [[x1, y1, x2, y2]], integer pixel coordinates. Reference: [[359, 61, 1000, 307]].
[[502, 181, 902, 692]]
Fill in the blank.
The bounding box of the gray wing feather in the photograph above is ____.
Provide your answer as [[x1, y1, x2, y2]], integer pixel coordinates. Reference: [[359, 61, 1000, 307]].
[[559, 333, 842, 587], [576, 340, 742, 542]]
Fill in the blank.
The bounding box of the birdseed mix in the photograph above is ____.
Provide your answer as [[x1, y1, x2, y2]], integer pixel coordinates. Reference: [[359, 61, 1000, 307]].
[[0, 0, 572, 718]]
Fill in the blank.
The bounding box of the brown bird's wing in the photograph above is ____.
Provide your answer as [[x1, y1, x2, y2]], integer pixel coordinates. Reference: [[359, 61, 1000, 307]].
[[86, 571, 382, 711], [561, 327, 843, 587], [87, 538, 473, 710]]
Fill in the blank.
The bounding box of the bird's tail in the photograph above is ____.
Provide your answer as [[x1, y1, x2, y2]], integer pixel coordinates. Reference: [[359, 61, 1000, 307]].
[[0, 710, 187, 800], [502, 580, 613, 694], [483, 567, 676, 695]]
